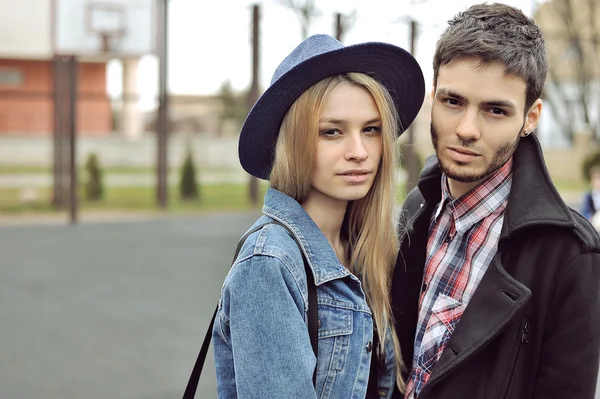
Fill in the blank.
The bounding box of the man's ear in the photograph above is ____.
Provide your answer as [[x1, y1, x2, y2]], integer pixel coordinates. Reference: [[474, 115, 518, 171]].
[[522, 99, 543, 136], [430, 83, 436, 101]]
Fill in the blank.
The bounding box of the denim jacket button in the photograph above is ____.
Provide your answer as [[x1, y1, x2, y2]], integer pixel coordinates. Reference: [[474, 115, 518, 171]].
[[366, 341, 373, 352]]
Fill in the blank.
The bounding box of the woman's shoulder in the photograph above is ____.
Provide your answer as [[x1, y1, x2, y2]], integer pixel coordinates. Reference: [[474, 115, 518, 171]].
[[217, 220, 310, 325], [237, 218, 302, 255], [226, 219, 307, 284]]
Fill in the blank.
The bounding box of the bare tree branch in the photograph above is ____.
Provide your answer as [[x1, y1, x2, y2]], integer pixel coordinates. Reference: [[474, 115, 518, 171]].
[[544, 69, 575, 142], [278, 0, 319, 39], [334, 8, 357, 42], [537, 0, 600, 143]]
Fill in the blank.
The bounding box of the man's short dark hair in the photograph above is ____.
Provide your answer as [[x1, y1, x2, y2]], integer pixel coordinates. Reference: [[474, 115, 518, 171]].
[[433, 3, 548, 111]]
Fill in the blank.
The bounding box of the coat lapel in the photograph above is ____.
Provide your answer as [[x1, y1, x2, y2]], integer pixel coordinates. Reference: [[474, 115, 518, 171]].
[[423, 256, 531, 390]]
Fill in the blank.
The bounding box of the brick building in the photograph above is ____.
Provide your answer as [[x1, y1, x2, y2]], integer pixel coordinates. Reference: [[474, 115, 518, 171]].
[[0, 59, 111, 135], [0, 0, 154, 137]]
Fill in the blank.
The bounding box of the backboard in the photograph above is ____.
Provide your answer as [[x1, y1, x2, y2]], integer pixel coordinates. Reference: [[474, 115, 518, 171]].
[[54, 0, 156, 60]]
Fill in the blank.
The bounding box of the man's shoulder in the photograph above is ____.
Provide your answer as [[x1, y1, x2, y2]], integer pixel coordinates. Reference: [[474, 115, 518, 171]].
[[397, 186, 428, 238], [398, 155, 440, 229], [568, 207, 600, 253], [402, 186, 426, 217], [522, 206, 600, 256]]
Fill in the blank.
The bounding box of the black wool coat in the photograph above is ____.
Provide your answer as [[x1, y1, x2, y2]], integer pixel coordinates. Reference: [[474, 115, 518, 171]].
[[392, 135, 600, 399]]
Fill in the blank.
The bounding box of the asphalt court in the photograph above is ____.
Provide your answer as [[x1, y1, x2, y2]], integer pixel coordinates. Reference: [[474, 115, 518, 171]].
[[0, 212, 259, 399]]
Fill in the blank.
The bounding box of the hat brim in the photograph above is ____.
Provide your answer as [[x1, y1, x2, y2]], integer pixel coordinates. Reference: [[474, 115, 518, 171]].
[[239, 42, 425, 180]]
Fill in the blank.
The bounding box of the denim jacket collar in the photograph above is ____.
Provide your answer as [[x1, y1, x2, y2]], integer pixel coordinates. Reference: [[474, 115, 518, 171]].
[[262, 188, 351, 286]]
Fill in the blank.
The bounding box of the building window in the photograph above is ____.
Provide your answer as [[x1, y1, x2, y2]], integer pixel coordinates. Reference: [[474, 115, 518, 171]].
[[0, 68, 24, 86]]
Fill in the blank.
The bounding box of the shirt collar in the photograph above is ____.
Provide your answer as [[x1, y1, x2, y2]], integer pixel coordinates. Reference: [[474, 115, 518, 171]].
[[434, 159, 513, 236]]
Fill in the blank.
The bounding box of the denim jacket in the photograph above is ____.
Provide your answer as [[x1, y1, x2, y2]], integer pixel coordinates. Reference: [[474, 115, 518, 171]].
[[213, 188, 396, 398]]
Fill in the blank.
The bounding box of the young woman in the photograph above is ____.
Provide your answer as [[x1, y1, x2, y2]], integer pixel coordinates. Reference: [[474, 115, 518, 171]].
[[212, 34, 425, 398]]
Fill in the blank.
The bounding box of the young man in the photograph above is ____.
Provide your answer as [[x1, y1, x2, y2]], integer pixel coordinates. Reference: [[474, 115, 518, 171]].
[[392, 3, 600, 399]]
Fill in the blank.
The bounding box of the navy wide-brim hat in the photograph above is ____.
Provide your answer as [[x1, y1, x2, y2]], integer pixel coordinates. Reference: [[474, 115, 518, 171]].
[[239, 34, 426, 180]]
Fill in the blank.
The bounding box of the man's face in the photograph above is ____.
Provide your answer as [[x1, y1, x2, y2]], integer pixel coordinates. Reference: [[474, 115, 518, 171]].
[[431, 58, 541, 198]]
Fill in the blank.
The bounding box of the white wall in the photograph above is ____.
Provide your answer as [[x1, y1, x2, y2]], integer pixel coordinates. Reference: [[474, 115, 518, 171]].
[[0, 133, 242, 170], [0, 0, 52, 59]]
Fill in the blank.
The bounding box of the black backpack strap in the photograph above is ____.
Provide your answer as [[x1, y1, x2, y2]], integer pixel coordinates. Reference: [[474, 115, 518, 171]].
[[307, 253, 318, 385], [271, 220, 319, 386], [183, 221, 319, 398]]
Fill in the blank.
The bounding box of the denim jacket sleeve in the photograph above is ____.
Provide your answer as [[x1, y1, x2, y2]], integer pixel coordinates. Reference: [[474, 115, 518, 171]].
[[379, 327, 398, 399], [213, 252, 318, 398]]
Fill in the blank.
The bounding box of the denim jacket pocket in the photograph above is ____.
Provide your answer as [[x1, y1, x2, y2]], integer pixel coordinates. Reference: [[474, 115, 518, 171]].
[[316, 302, 354, 373]]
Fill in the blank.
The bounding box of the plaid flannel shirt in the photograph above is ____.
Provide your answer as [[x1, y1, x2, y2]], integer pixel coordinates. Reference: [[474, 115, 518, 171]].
[[405, 160, 513, 399]]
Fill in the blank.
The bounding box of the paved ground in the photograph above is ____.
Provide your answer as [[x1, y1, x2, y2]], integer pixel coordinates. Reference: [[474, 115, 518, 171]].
[[0, 212, 259, 399], [1, 212, 598, 399]]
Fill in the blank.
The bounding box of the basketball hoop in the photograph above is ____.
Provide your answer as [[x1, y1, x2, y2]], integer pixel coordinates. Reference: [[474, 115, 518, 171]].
[[86, 2, 127, 55], [99, 29, 126, 54]]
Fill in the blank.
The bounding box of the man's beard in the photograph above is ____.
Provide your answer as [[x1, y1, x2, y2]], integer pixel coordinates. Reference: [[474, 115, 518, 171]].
[[430, 122, 520, 183]]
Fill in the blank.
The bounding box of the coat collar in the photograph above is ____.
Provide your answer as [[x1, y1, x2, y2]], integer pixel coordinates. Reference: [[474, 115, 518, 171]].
[[501, 134, 576, 236], [416, 134, 576, 239], [261, 188, 351, 286]]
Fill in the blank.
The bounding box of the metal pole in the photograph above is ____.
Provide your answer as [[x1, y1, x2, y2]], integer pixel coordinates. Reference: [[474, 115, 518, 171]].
[[334, 12, 343, 41], [156, 0, 169, 208], [404, 19, 420, 193], [247, 4, 260, 207], [68, 56, 78, 224], [52, 56, 64, 209]]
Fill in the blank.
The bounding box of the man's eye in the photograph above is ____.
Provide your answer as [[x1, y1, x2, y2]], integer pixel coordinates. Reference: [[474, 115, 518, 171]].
[[445, 98, 460, 106], [490, 107, 506, 115]]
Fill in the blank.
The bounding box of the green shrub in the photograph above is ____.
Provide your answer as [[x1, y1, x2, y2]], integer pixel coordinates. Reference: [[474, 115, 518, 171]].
[[180, 149, 199, 200], [84, 152, 104, 201]]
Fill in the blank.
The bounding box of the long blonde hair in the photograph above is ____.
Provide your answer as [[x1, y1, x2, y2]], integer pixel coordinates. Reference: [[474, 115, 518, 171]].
[[270, 72, 405, 391]]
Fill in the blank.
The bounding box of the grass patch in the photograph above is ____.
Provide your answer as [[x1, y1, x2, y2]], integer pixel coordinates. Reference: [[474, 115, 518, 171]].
[[0, 182, 269, 215], [0, 165, 156, 175], [553, 179, 588, 193], [0, 165, 243, 176], [0, 166, 176, 176], [0, 165, 53, 174]]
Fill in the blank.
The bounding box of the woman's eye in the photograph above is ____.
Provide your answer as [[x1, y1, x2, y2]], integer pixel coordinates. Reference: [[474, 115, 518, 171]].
[[363, 126, 382, 135], [320, 129, 341, 137], [445, 98, 460, 106]]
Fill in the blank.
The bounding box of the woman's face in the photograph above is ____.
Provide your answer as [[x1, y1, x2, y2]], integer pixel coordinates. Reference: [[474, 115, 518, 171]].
[[307, 83, 383, 208]]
